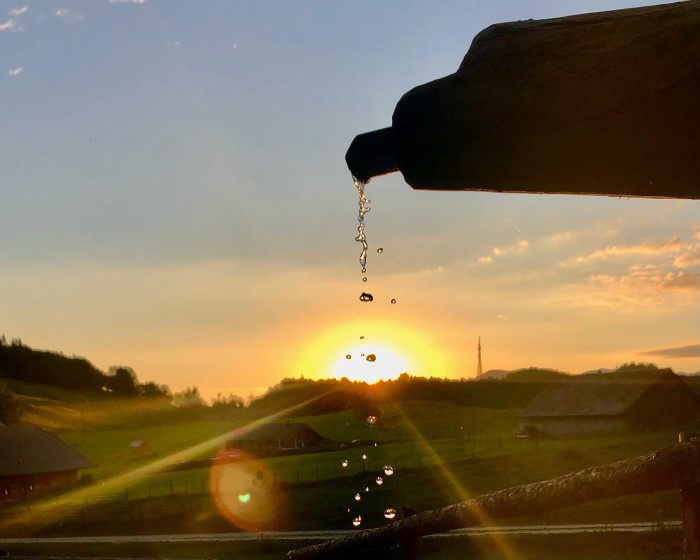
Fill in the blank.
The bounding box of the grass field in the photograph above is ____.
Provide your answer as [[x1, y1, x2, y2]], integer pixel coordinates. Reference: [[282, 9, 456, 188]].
[[1, 382, 690, 541]]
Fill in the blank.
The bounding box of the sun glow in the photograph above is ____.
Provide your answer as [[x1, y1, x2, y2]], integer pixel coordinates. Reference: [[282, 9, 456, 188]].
[[331, 343, 410, 383], [294, 320, 450, 383]]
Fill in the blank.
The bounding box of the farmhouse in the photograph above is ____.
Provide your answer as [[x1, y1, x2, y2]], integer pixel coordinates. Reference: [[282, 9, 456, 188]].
[[128, 440, 155, 460], [519, 369, 700, 436], [228, 421, 324, 452], [0, 425, 95, 500]]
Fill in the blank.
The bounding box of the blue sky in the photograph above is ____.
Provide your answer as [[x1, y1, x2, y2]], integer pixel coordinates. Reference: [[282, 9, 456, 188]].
[[1, 0, 698, 399]]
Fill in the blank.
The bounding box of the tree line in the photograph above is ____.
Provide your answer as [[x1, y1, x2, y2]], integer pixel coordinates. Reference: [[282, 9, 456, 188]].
[[0, 336, 169, 398]]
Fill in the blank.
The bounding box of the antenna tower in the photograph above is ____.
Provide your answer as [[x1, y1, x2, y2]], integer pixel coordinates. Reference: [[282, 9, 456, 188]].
[[477, 336, 483, 377]]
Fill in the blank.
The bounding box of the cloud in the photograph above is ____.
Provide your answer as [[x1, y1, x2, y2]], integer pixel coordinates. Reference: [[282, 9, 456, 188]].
[[477, 256, 492, 264], [9, 6, 28, 16], [638, 344, 700, 359], [493, 240, 528, 257], [8, 67, 23, 76], [55, 8, 84, 23], [572, 237, 687, 265], [0, 19, 16, 31]]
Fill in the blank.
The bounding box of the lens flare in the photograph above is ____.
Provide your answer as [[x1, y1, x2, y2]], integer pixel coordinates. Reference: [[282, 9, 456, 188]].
[[209, 448, 286, 531]]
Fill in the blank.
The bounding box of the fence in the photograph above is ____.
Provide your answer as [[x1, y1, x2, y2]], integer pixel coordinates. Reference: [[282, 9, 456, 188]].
[[287, 432, 700, 560]]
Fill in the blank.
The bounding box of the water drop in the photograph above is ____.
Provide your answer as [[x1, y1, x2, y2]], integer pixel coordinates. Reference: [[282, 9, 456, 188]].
[[238, 493, 251, 503], [360, 335, 364, 340], [361, 353, 365, 357], [377, 248, 384, 254], [347, 508, 351, 513], [342, 459, 349, 468], [366, 415, 377, 425], [390, 299, 397, 304], [366, 354, 376, 362], [383, 466, 394, 476], [376, 476, 383, 485], [346, 354, 351, 359], [362, 267, 367, 274], [355, 493, 361, 501], [362, 277, 367, 282], [354, 178, 370, 273], [352, 516, 362, 527], [359, 292, 374, 302], [374, 442, 378, 447], [361, 454, 367, 460], [365, 486, 370, 492], [384, 508, 397, 520]]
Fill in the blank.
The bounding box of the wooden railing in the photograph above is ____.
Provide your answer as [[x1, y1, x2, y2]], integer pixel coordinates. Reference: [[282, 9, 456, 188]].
[[288, 433, 700, 560]]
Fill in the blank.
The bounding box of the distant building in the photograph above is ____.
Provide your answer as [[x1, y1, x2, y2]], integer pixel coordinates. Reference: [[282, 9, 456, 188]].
[[0, 425, 95, 500], [519, 368, 700, 436], [128, 440, 155, 460], [228, 422, 324, 451]]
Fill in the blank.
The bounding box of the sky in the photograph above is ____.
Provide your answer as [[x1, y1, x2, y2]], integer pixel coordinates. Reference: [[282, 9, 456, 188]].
[[1, 0, 698, 401]]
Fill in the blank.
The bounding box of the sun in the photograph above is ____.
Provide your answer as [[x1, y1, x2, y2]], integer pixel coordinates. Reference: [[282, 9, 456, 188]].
[[331, 343, 411, 384], [294, 320, 450, 384]]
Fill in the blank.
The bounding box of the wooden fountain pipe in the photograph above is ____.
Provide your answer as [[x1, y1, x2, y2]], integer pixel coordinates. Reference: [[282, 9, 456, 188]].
[[346, 1, 700, 199]]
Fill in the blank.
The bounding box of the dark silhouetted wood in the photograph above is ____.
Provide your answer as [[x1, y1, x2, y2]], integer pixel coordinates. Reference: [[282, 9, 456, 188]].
[[346, 1, 700, 199], [288, 439, 700, 560], [681, 432, 700, 560]]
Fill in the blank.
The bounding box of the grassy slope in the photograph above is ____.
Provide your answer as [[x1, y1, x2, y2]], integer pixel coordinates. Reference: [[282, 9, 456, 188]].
[[1, 379, 688, 538]]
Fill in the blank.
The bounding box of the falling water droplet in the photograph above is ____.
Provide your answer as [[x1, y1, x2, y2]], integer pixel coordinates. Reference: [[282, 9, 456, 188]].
[[390, 299, 397, 304], [366, 354, 376, 362], [361, 353, 365, 357], [360, 335, 364, 339], [352, 516, 362, 527], [354, 178, 370, 273], [383, 466, 394, 476], [384, 508, 397, 520], [376, 476, 384, 485], [366, 415, 377, 425], [365, 486, 370, 492], [359, 292, 374, 302], [355, 493, 361, 501], [362, 277, 367, 282], [342, 459, 349, 468], [361, 454, 367, 460], [377, 248, 384, 254], [362, 267, 367, 274], [347, 508, 351, 513], [346, 354, 351, 359]]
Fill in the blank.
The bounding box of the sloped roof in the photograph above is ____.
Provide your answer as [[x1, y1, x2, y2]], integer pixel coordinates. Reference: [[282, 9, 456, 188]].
[[520, 368, 690, 418], [0, 425, 95, 476], [230, 422, 322, 443]]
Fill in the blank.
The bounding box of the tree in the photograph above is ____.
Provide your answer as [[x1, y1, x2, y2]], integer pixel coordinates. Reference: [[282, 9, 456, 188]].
[[107, 366, 140, 397], [614, 362, 659, 373]]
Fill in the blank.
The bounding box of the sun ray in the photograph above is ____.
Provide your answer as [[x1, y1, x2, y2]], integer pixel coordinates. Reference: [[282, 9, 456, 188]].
[[0, 391, 337, 534], [392, 402, 521, 559]]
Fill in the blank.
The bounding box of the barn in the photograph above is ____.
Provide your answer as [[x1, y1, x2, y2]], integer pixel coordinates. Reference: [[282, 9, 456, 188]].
[[0, 425, 95, 500], [128, 440, 155, 460], [519, 369, 700, 436], [228, 421, 324, 452]]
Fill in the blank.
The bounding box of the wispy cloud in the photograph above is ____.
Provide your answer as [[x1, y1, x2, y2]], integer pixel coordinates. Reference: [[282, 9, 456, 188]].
[[55, 8, 84, 23], [0, 19, 16, 31], [572, 237, 686, 264], [638, 344, 700, 359], [8, 67, 23, 76], [493, 240, 528, 257], [9, 6, 28, 16], [477, 256, 492, 264]]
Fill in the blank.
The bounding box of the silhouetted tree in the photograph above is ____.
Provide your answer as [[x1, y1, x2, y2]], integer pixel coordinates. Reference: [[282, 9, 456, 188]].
[[107, 366, 140, 397]]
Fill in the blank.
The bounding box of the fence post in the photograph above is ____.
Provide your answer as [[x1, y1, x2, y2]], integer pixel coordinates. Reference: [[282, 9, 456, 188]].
[[680, 432, 700, 560]]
